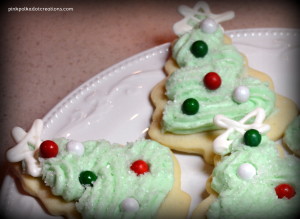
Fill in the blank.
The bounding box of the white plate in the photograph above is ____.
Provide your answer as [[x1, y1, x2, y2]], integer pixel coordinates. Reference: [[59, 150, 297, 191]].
[[1, 28, 299, 219]]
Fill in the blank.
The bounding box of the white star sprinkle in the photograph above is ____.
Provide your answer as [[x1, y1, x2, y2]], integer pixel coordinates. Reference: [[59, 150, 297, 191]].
[[173, 1, 235, 36], [7, 119, 43, 177], [213, 108, 270, 155]]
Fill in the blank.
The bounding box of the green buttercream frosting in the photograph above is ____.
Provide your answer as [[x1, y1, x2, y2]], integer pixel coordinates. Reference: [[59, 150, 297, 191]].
[[284, 115, 300, 152], [41, 138, 174, 219], [172, 27, 225, 67], [163, 26, 275, 134], [163, 66, 275, 134], [207, 135, 300, 218]]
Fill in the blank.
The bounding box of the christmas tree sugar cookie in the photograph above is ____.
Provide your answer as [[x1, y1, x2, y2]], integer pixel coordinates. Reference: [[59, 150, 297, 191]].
[[283, 115, 300, 157], [148, 1, 298, 164], [6, 119, 191, 219], [192, 108, 300, 218]]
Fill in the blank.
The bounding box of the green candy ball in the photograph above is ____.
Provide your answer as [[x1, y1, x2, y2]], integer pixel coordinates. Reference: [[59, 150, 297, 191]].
[[244, 129, 262, 147], [190, 40, 208, 58], [182, 98, 199, 115], [79, 170, 97, 187]]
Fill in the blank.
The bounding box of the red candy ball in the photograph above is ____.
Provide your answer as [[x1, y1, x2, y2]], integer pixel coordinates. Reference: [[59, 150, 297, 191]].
[[39, 140, 59, 158], [275, 183, 296, 199], [203, 72, 222, 90], [130, 160, 149, 176]]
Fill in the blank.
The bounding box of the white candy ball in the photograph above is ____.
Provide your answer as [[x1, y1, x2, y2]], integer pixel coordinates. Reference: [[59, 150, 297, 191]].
[[233, 86, 250, 103], [66, 141, 84, 156], [237, 163, 256, 180], [200, 18, 218, 33], [121, 198, 139, 212]]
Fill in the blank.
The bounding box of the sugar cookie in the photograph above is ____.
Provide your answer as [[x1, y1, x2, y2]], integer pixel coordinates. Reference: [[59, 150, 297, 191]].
[[7, 120, 191, 219], [148, 3, 298, 164], [192, 108, 300, 218], [283, 115, 300, 157]]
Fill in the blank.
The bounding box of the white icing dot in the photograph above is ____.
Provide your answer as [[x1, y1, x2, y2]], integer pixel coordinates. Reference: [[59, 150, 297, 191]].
[[233, 86, 250, 103], [66, 141, 84, 156], [200, 18, 218, 33], [237, 163, 256, 180], [121, 198, 139, 212]]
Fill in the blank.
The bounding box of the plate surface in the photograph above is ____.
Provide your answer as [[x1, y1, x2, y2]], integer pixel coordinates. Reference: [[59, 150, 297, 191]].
[[1, 28, 299, 218]]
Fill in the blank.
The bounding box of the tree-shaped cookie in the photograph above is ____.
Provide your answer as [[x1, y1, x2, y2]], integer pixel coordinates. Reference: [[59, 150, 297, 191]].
[[192, 108, 300, 218], [6, 120, 190, 218], [149, 1, 298, 164]]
